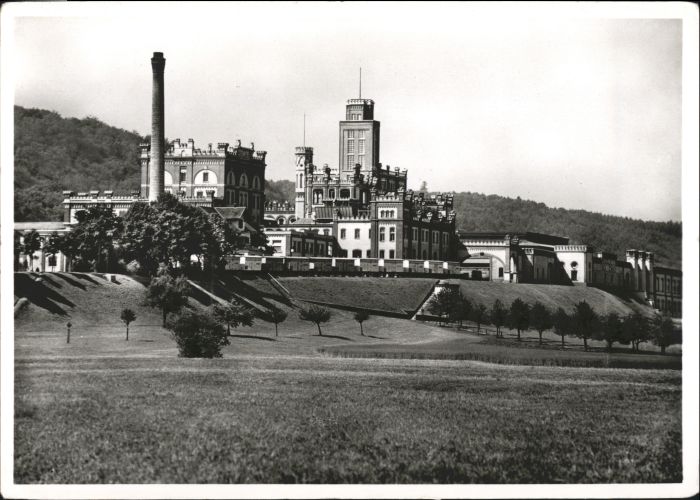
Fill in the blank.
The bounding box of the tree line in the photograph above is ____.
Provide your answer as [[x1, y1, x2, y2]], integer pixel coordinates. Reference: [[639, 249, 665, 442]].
[[15, 193, 269, 276], [427, 287, 681, 354]]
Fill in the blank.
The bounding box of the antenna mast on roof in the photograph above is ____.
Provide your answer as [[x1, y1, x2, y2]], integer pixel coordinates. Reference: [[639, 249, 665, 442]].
[[359, 67, 362, 99], [303, 113, 306, 147]]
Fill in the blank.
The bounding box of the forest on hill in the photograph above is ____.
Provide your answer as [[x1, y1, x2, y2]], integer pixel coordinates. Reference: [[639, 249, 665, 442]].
[[14, 105, 682, 267]]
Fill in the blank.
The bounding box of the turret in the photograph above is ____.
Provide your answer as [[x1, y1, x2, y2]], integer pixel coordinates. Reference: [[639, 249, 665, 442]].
[[295, 146, 313, 219]]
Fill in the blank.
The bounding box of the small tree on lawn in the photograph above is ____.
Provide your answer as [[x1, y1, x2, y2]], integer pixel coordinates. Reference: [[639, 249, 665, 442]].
[[598, 312, 622, 352], [552, 307, 571, 349], [490, 299, 507, 337], [455, 295, 472, 328], [471, 302, 488, 333], [299, 304, 332, 336], [572, 300, 598, 351], [120, 308, 136, 341], [22, 230, 41, 271], [650, 314, 677, 355], [427, 287, 459, 325], [212, 301, 254, 336], [168, 310, 229, 358], [508, 298, 530, 341], [354, 309, 370, 336], [268, 308, 288, 337], [529, 302, 552, 345], [146, 267, 190, 327], [622, 312, 651, 352]]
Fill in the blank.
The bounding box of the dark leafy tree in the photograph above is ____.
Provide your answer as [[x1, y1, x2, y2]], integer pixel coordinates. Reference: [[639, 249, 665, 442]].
[[621, 313, 651, 352], [299, 305, 332, 336], [471, 303, 488, 333], [507, 298, 530, 341], [353, 310, 370, 336], [268, 308, 288, 337], [455, 295, 472, 328], [427, 288, 457, 325], [552, 307, 572, 349], [168, 310, 229, 358], [598, 313, 622, 352], [650, 314, 678, 355], [22, 230, 41, 270], [490, 299, 507, 337], [145, 267, 190, 327], [529, 302, 552, 345], [120, 193, 240, 276], [42, 233, 61, 271], [572, 301, 598, 351], [66, 205, 123, 271], [212, 301, 254, 336], [120, 308, 136, 341]]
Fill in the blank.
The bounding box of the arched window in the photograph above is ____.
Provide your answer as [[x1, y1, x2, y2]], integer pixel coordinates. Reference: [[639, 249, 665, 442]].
[[226, 171, 235, 185], [194, 170, 218, 185], [239, 173, 248, 188], [252, 176, 260, 190], [164, 171, 173, 186], [277, 216, 286, 226], [313, 190, 323, 204]]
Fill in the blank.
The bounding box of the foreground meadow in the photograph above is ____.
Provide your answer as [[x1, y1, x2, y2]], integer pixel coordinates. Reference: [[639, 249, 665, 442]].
[[14, 312, 682, 484]]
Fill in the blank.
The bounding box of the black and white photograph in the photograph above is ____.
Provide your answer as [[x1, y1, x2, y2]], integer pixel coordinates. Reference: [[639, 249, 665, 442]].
[[1, 2, 698, 498]]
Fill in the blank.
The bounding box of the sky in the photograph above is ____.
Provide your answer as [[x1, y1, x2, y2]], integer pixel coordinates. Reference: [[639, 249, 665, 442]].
[[9, 2, 684, 222]]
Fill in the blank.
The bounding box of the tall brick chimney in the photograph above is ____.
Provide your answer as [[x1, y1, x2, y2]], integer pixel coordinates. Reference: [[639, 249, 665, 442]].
[[149, 52, 166, 202]]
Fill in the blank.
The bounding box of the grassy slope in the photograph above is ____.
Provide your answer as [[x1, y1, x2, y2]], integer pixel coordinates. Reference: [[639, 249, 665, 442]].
[[455, 280, 653, 317], [275, 277, 437, 315], [13, 272, 682, 483]]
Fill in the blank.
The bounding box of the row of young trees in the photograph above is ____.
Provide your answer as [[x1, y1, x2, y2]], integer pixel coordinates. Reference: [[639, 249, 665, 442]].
[[427, 288, 680, 353], [18, 193, 269, 276]]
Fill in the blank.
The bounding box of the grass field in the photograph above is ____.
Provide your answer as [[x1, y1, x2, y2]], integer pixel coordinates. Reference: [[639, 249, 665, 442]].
[[13, 272, 683, 483]]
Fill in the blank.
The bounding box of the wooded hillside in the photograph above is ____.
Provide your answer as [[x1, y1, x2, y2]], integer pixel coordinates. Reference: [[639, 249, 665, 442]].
[[14, 105, 681, 267]]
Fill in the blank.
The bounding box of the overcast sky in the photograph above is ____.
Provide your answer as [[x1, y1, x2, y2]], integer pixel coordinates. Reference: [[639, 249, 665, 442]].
[[11, 3, 683, 222]]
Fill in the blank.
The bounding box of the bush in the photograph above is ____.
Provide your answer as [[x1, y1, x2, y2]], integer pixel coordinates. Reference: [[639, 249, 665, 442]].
[[168, 310, 229, 358]]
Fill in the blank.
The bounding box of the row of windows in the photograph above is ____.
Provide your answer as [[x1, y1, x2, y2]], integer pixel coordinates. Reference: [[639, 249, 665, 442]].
[[346, 154, 365, 168], [379, 210, 395, 218], [312, 188, 352, 203], [346, 139, 366, 154], [346, 250, 397, 259], [379, 227, 395, 242], [410, 228, 447, 244]]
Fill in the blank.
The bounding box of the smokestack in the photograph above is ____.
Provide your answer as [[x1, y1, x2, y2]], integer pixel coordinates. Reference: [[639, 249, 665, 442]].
[[149, 52, 166, 202]]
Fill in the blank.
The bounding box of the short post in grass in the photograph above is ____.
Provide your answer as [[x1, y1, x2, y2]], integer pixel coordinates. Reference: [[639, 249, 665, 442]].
[[66, 322, 72, 344]]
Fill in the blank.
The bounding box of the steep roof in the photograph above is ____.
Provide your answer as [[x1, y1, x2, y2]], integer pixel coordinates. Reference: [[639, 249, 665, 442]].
[[213, 206, 246, 220]]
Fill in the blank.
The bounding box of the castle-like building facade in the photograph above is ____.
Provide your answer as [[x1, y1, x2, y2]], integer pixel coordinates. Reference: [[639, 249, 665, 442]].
[[62, 52, 267, 228], [265, 98, 458, 261], [14, 51, 682, 318]]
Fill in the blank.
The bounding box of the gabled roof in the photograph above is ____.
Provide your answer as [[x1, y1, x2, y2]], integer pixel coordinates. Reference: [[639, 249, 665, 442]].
[[214, 206, 246, 220]]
